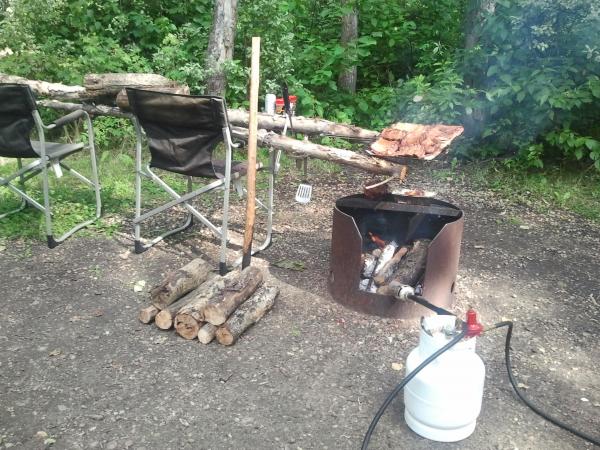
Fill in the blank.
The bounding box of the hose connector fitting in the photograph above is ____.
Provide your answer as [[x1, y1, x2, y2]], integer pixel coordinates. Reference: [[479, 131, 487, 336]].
[[395, 285, 415, 301]]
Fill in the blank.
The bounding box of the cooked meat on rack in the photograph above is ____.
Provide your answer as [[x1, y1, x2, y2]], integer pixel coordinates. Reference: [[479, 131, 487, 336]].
[[370, 122, 464, 160]]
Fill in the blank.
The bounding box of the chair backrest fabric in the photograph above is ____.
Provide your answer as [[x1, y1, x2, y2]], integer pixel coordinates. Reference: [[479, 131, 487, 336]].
[[126, 88, 230, 177], [0, 84, 38, 158]]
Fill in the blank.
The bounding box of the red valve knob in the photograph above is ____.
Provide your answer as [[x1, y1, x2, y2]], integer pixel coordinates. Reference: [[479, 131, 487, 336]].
[[466, 309, 484, 337]]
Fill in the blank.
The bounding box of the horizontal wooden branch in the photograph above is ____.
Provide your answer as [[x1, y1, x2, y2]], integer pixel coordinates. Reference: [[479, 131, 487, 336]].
[[227, 109, 378, 141], [1, 73, 86, 100], [232, 127, 406, 176], [37, 99, 403, 176], [37, 99, 132, 118]]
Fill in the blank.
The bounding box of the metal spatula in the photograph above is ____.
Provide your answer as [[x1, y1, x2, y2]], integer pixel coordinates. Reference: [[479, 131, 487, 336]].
[[295, 157, 312, 204]]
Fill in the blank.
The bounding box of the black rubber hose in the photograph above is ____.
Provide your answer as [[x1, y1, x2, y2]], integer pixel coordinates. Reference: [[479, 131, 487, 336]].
[[406, 293, 454, 315], [490, 321, 600, 447], [361, 324, 467, 450]]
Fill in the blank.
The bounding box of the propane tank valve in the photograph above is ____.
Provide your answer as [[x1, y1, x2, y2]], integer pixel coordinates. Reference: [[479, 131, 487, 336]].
[[466, 309, 484, 337]]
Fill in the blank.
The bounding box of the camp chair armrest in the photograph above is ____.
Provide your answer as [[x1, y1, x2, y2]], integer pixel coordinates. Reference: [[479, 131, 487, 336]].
[[47, 109, 89, 130]]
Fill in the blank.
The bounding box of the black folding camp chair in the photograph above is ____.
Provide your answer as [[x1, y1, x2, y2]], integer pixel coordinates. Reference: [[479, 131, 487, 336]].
[[0, 84, 101, 247], [126, 88, 280, 274]]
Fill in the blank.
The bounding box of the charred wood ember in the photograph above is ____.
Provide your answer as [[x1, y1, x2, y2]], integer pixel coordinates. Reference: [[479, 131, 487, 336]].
[[359, 238, 431, 293]]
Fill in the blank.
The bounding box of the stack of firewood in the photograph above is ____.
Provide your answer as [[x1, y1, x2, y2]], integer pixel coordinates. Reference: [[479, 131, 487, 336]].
[[138, 258, 278, 346], [360, 238, 430, 295]]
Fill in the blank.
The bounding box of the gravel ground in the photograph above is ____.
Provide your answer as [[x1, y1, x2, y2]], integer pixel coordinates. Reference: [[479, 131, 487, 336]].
[[0, 165, 598, 450]]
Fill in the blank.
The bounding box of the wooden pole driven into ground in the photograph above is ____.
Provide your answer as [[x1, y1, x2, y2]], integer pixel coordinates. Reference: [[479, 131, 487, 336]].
[[242, 37, 261, 269]]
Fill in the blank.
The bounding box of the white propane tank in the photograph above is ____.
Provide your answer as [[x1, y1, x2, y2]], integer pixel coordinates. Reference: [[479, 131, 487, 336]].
[[404, 314, 485, 442]]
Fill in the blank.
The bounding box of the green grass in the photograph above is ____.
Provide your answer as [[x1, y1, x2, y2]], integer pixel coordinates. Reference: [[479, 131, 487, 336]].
[[0, 149, 190, 240], [0, 143, 341, 242], [457, 162, 600, 222]]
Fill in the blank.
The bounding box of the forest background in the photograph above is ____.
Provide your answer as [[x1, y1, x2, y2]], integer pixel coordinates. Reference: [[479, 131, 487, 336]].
[[0, 0, 599, 221]]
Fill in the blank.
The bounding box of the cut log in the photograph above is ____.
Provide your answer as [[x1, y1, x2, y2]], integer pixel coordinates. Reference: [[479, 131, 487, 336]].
[[0, 73, 86, 100], [174, 271, 240, 339], [174, 276, 227, 340], [227, 109, 378, 141], [154, 287, 205, 330], [138, 305, 159, 324], [150, 258, 212, 310], [373, 246, 410, 286], [203, 266, 263, 325], [216, 285, 278, 346], [387, 239, 430, 287], [231, 127, 407, 176], [198, 323, 218, 344], [116, 85, 191, 110]]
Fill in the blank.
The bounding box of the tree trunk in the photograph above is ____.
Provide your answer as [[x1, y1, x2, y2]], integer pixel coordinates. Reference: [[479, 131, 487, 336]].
[[198, 323, 218, 344], [338, 0, 358, 93], [231, 127, 407, 176], [463, 0, 496, 51], [150, 258, 212, 310], [203, 266, 263, 325], [205, 0, 238, 96], [216, 286, 278, 346]]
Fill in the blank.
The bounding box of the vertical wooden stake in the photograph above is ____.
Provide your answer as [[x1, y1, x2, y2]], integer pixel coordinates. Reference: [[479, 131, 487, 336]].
[[242, 37, 261, 269]]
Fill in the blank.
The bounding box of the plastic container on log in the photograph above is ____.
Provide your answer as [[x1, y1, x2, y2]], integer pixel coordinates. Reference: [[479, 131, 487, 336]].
[[404, 315, 485, 442]]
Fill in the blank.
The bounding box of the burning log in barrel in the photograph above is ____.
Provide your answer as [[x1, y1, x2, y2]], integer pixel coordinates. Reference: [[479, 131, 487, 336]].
[[359, 236, 431, 294]]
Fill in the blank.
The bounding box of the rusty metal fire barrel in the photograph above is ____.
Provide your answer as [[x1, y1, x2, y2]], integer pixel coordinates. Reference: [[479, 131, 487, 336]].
[[328, 194, 464, 318]]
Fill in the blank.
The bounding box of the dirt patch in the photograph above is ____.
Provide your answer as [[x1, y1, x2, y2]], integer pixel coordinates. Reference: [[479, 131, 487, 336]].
[[0, 165, 598, 449]]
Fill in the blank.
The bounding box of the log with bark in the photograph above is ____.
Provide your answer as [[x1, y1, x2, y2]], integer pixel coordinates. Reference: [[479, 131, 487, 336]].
[[0, 73, 86, 100], [116, 85, 190, 110], [154, 288, 205, 330], [387, 239, 430, 287], [37, 99, 132, 118], [37, 98, 395, 175], [231, 127, 407, 176], [203, 266, 263, 325], [2, 72, 187, 104], [150, 258, 213, 310], [198, 323, 218, 344], [173, 276, 227, 340], [226, 109, 378, 141], [138, 305, 160, 324], [360, 238, 431, 294], [216, 285, 279, 346], [84, 73, 186, 103], [372, 245, 410, 286], [174, 266, 263, 339]]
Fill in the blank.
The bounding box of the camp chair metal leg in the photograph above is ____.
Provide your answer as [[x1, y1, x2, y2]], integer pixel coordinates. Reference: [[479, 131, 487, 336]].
[[133, 116, 207, 254], [43, 112, 101, 247], [141, 166, 223, 235], [134, 121, 144, 253]]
